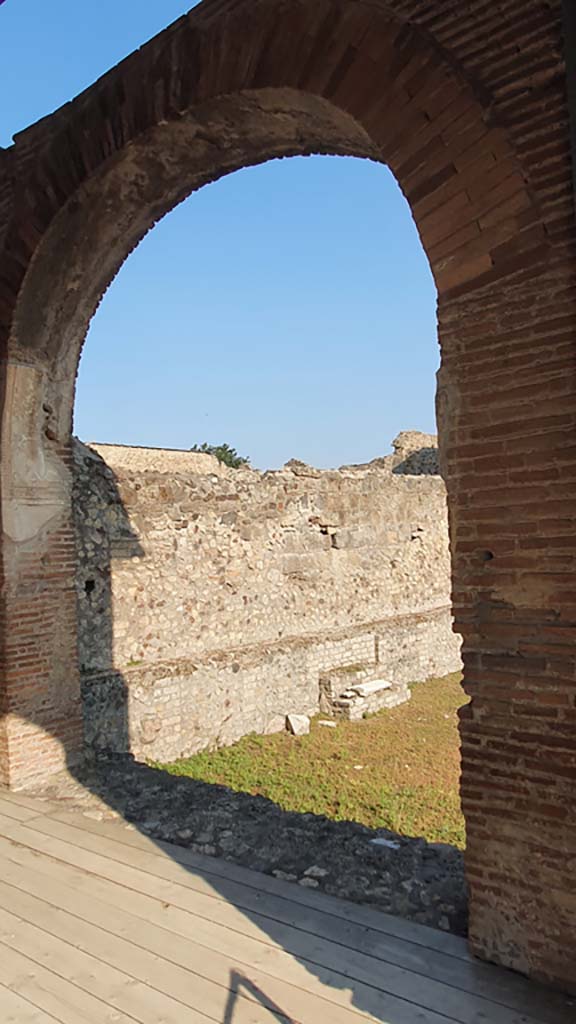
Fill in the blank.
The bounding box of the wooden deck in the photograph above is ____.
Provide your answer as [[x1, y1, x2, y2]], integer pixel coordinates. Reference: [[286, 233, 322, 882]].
[[0, 791, 573, 1024]]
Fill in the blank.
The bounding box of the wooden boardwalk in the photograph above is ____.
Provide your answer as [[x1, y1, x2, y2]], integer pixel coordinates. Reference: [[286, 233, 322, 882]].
[[0, 791, 573, 1024]]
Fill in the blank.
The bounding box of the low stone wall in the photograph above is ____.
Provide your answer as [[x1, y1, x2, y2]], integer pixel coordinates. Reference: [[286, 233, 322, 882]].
[[81, 607, 458, 762], [73, 433, 462, 762]]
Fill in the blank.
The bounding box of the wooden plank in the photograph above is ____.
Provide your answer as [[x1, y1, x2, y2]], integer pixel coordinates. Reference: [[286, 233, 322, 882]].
[[0, 906, 216, 1024], [0, 838, 538, 1024], [23, 812, 471, 966], [2, 826, 461, 1006], [2, 832, 568, 1024], [5, 813, 461, 969], [0, 791, 61, 817], [0, 796, 49, 823], [14, 811, 575, 1022], [49, 807, 472, 960], [3, 827, 460, 992], [0, 825, 572, 1024], [0, 882, 433, 1024], [0, 982, 59, 1023], [0, 941, 137, 1024]]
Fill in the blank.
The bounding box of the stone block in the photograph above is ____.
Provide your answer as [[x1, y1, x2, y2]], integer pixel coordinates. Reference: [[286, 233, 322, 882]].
[[349, 678, 392, 697], [286, 714, 310, 736], [332, 680, 411, 720]]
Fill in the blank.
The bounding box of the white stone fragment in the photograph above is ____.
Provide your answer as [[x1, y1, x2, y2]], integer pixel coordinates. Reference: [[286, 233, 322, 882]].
[[317, 719, 337, 728], [350, 679, 393, 697], [299, 877, 320, 888], [286, 714, 310, 736], [304, 865, 328, 879]]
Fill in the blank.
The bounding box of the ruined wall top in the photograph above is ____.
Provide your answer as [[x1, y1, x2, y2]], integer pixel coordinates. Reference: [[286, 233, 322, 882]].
[[83, 432, 440, 481], [73, 431, 450, 672], [339, 432, 440, 477], [87, 442, 229, 477], [392, 431, 437, 456]]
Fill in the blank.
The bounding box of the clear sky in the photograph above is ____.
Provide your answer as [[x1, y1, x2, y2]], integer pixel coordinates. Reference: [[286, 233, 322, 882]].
[[1, 1, 439, 469]]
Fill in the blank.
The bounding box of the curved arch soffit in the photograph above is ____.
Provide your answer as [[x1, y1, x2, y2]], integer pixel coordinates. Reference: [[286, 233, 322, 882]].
[[6, 0, 544, 434]]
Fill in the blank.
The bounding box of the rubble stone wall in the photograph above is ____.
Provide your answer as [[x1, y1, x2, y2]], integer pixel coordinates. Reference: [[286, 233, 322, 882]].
[[73, 433, 461, 761]]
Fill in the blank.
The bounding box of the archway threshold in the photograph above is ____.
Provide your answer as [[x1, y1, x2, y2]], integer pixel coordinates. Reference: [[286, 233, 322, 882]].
[[0, 789, 573, 1023]]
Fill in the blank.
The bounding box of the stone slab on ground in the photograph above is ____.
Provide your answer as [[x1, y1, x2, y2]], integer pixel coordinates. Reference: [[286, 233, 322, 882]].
[[286, 714, 311, 736], [350, 679, 393, 697], [334, 682, 411, 721]]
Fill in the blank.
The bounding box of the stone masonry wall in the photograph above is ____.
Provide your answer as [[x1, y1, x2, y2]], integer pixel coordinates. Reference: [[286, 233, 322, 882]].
[[73, 433, 461, 762]]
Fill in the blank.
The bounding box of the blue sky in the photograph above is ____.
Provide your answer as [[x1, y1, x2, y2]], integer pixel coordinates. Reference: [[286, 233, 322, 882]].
[[1, 1, 438, 469]]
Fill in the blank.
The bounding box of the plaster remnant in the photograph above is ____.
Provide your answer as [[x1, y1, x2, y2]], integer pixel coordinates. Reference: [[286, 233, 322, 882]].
[[1, 363, 69, 543]]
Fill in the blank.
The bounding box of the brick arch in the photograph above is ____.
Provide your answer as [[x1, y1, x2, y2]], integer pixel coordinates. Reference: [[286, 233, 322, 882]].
[[2, 0, 544, 370], [1, 0, 575, 994]]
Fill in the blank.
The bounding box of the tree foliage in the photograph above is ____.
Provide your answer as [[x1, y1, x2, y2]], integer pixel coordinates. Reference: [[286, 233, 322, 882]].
[[190, 442, 251, 469]]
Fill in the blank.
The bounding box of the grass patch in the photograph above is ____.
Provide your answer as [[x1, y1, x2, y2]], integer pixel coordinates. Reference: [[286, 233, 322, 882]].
[[157, 672, 468, 848]]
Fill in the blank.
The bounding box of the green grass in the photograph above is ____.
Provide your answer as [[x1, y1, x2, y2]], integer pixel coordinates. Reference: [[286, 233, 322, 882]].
[[157, 672, 468, 848]]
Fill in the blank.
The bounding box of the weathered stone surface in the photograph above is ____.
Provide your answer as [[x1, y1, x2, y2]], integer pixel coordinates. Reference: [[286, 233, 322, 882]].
[[73, 436, 461, 761], [350, 679, 392, 697], [88, 443, 227, 477], [320, 663, 411, 720], [304, 864, 329, 878], [333, 682, 411, 721], [286, 714, 310, 736]]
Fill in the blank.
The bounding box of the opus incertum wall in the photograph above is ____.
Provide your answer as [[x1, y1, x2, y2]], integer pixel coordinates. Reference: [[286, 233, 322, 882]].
[[72, 433, 461, 762], [0, 0, 574, 993]]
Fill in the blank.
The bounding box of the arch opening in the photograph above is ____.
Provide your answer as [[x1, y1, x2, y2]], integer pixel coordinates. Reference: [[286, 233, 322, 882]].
[[70, 153, 465, 931], [2, 0, 574, 994]]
